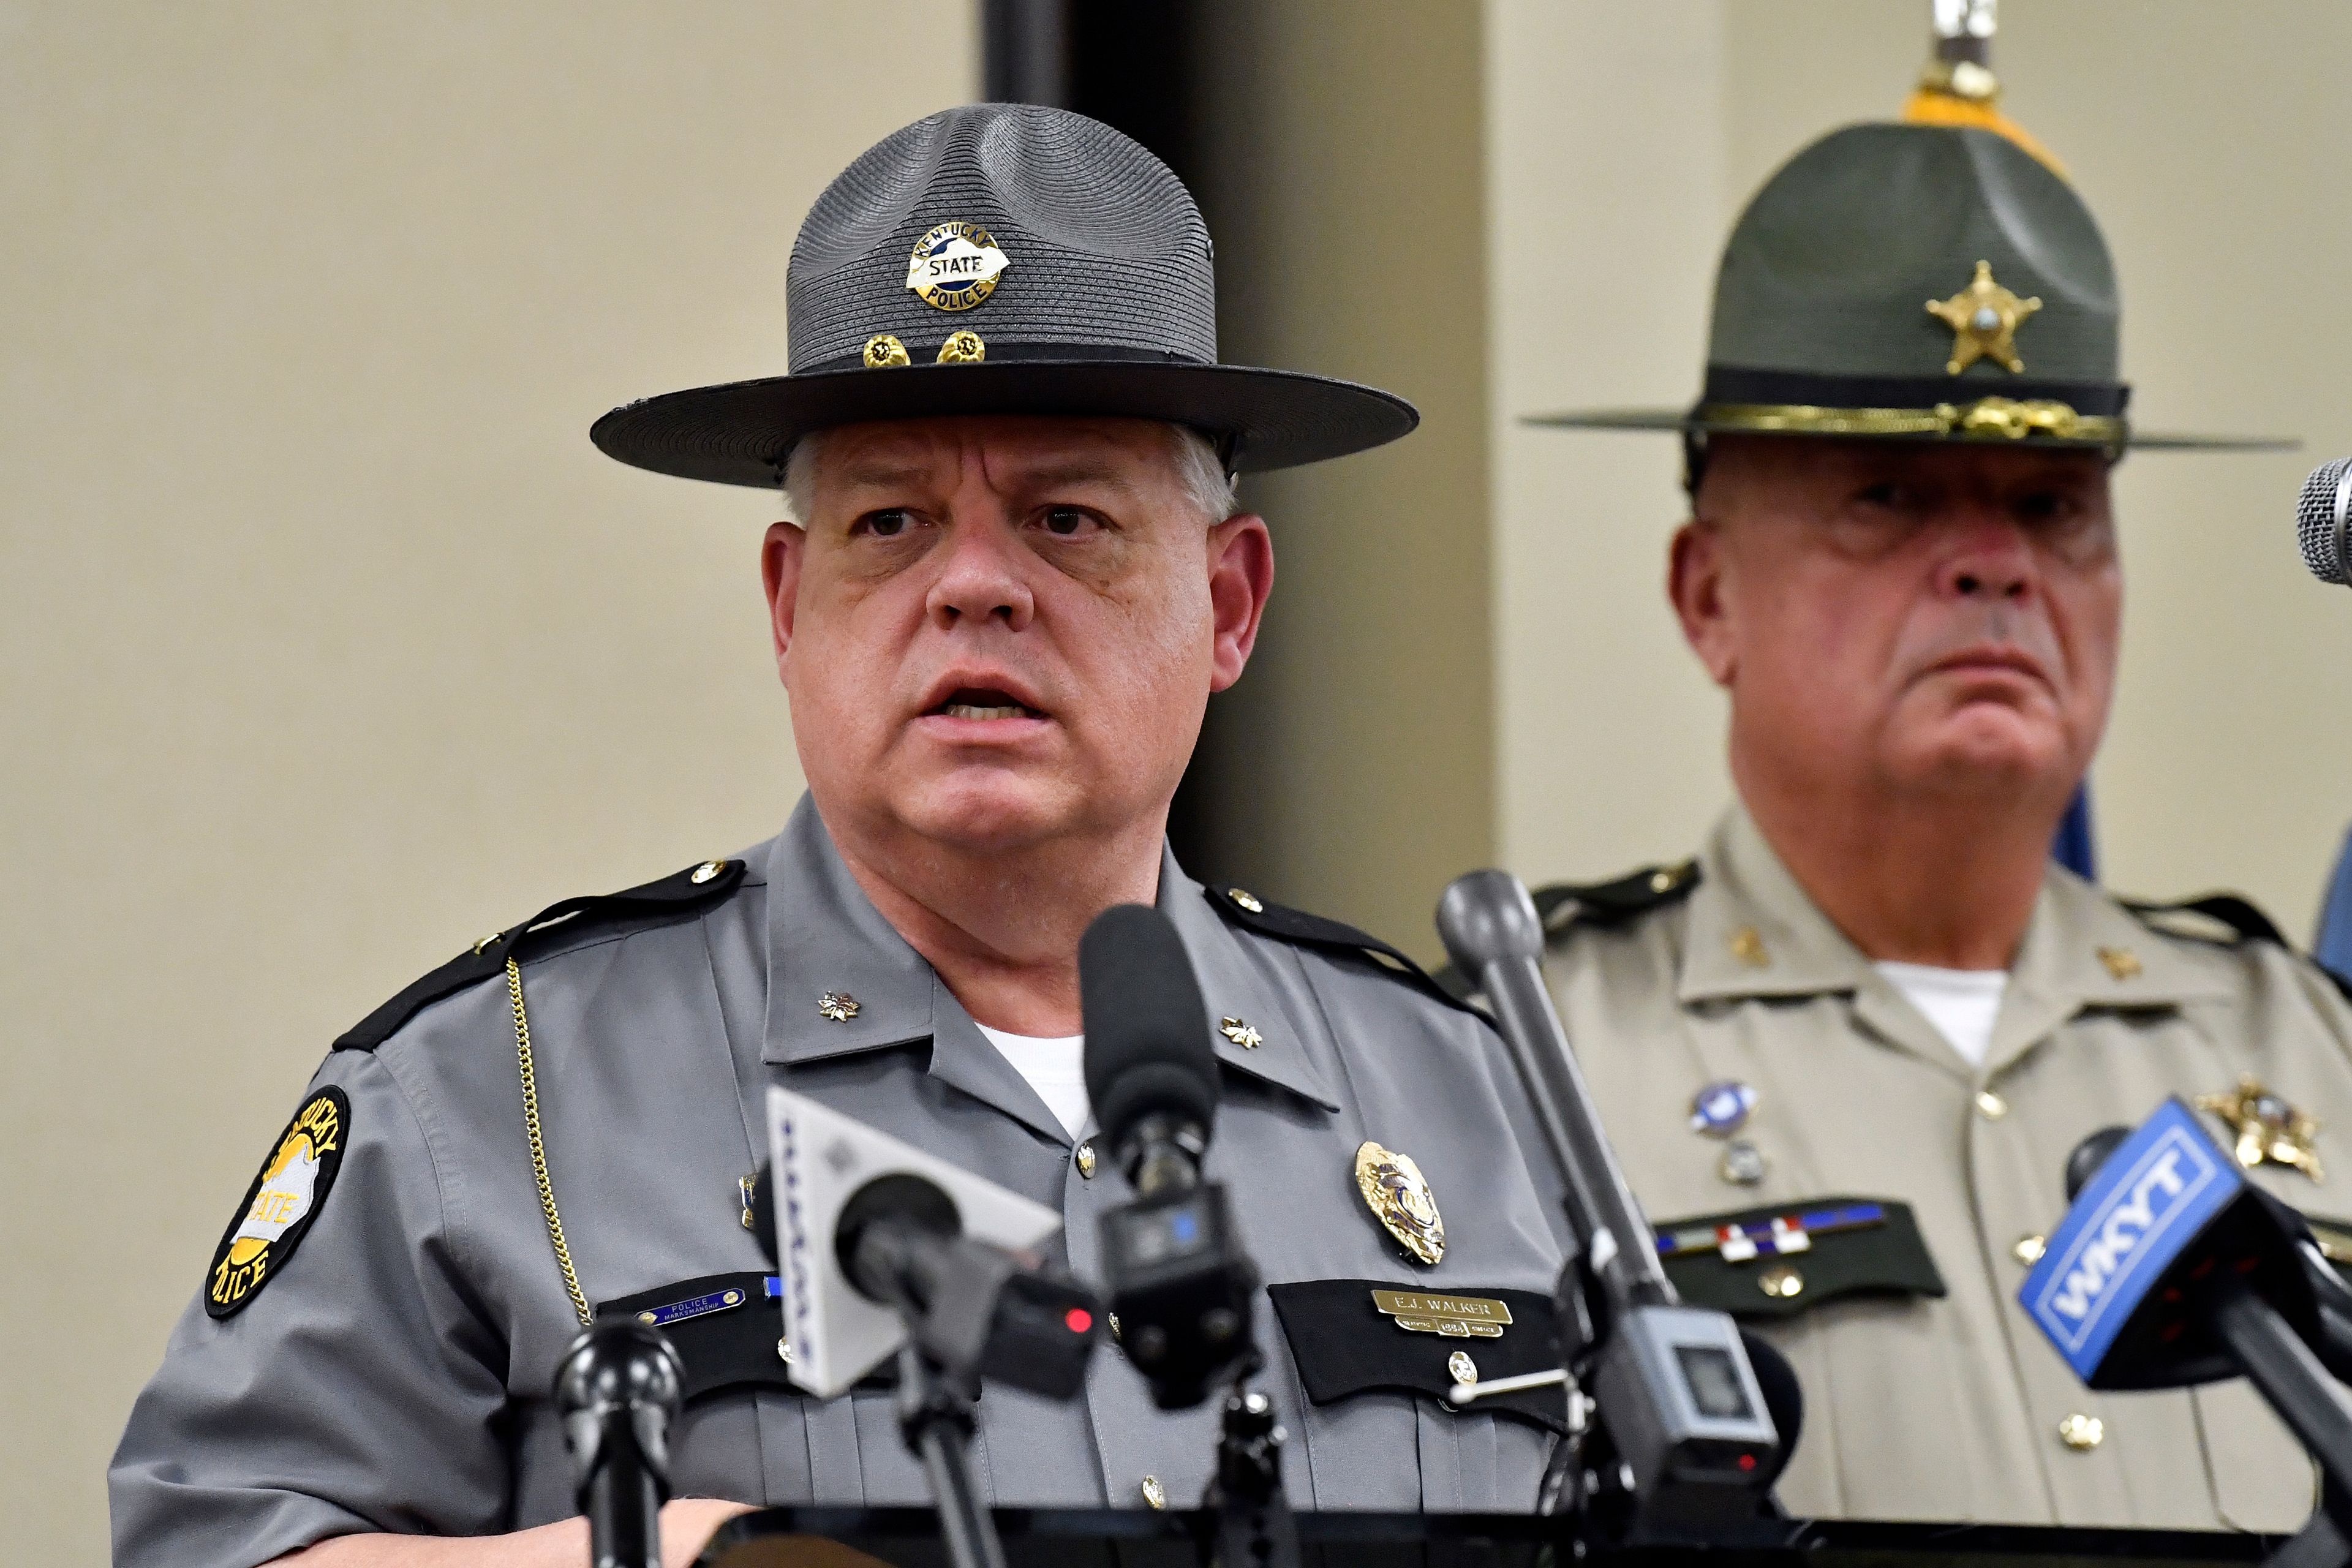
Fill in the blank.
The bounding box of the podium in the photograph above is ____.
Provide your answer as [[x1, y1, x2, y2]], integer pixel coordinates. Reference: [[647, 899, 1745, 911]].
[[699, 1508, 2282, 1568]]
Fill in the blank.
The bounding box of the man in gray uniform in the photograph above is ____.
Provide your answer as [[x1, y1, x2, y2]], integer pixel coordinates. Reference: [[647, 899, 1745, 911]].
[[112, 105, 1566, 1567], [1526, 62, 2346, 1532]]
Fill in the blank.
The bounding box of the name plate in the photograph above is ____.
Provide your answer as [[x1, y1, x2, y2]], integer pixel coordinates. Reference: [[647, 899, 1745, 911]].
[[1371, 1289, 1513, 1339]]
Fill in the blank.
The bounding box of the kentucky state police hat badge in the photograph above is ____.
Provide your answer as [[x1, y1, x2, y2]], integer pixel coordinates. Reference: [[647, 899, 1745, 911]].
[[206, 1087, 350, 1318], [592, 104, 1417, 486]]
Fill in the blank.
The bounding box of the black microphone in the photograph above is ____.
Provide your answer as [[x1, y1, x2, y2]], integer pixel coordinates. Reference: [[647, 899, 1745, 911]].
[[554, 1318, 686, 1568], [1081, 903, 1218, 1196], [1080, 903, 1259, 1411], [2297, 457, 2352, 586], [832, 1170, 1099, 1401]]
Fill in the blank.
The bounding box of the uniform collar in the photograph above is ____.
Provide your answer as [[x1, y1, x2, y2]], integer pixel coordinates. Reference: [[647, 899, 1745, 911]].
[[761, 796, 1336, 1140], [1678, 801, 2231, 1076]]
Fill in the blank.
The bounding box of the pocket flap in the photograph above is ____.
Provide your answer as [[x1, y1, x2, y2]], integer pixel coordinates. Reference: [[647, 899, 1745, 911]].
[[1266, 1279, 1567, 1434], [1652, 1197, 1945, 1320], [595, 1271, 883, 1404]]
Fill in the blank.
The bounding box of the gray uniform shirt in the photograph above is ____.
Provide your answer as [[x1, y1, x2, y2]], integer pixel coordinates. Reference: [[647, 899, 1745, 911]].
[[1545, 804, 2352, 1530], [113, 796, 1564, 1567]]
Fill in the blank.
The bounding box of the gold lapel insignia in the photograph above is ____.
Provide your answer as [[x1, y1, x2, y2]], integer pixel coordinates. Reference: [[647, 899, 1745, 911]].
[[1728, 925, 1771, 968], [2096, 945, 2143, 981], [1927, 259, 2042, 375], [1219, 1017, 1263, 1050], [2197, 1075, 2324, 1182], [1355, 1140, 1446, 1265], [816, 991, 861, 1023]]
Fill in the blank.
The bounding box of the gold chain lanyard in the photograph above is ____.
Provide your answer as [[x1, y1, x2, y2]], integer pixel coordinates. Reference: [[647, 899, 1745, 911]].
[[507, 957, 594, 1328]]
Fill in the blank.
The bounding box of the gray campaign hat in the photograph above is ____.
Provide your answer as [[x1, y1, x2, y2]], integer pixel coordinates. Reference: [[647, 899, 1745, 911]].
[[592, 104, 1418, 486], [1529, 121, 2285, 455]]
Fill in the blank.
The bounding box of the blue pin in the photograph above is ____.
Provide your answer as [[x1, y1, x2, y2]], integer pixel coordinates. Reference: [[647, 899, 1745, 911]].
[[1689, 1080, 1757, 1137]]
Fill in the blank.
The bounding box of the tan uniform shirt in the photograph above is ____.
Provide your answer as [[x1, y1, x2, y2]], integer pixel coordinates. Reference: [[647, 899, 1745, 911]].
[[1544, 804, 2352, 1529]]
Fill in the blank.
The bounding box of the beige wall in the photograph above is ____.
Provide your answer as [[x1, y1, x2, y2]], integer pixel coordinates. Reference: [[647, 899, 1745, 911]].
[[0, 4, 973, 1557], [1490, 0, 2352, 936], [1182, 0, 1495, 960]]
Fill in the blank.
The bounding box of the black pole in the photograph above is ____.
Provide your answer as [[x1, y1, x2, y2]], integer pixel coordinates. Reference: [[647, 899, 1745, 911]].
[[894, 1342, 1008, 1568], [982, 0, 1068, 106]]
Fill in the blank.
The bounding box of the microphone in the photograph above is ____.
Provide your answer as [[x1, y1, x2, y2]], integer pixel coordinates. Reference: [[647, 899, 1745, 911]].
[[1080, 903, 1259, 1411], [1081, 903, 1298, 1568], [554, 1318, 686, 1568], [834, 1171, 1100, 1401], [2021, 1099, 2352, 1502], [2297, 457, 2352, 585], [1082, 903, 1218, 1196], [1437, 870, 1781, 1522]]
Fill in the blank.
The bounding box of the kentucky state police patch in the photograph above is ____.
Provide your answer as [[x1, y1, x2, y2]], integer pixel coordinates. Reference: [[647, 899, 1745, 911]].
[[206, 1087, 350, 1318]]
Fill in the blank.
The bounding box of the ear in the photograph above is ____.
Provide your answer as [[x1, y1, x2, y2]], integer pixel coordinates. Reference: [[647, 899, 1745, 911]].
[[1205, 513, 1274, 692], [761, 521, 807, 679], [1668, 519, 1738, 688]]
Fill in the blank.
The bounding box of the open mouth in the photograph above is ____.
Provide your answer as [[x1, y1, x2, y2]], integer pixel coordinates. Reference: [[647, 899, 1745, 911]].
[[927, 687, 1046, 722]]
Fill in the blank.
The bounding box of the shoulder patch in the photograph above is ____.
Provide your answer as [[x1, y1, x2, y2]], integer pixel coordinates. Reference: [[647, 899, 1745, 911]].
[[333, 857, 748, 1052], [1204, 884, 1473, 1015], [206, 1087, 350, 1317], [1534, 859, 1701, 936]]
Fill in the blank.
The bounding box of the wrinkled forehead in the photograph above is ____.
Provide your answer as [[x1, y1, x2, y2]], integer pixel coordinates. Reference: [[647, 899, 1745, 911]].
[[807, 414, 1182, 498]]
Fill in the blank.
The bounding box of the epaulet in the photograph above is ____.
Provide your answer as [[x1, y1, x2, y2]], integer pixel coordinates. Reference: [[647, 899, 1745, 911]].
[[2124, 891, 2352, 1003], [2120, 891, 2289, 948], [1202, 883, 1474, 1016], [1423, 860, 1703, 1004], [332, 857, 750, 1052], [1531, 858, 1703, 937]]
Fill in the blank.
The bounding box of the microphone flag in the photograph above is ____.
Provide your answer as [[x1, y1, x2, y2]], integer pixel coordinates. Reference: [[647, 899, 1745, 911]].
[[764, 1087, 1062, 1399], [2019, 1098, 2244, 1384]]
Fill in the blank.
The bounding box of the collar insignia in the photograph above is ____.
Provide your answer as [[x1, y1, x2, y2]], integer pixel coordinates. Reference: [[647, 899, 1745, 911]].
[[1927, 259, 2042, 374], [1356, 1140, 1446, 1266], [2197, 1075, 2324, 1182], [905, 221, 1009, 312]]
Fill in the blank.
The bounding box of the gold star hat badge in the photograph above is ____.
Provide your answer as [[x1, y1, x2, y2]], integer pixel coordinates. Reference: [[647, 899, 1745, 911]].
[[1356, 1140, 1446, 1265], [2197, 1075, 2323, 1182], [1926, 260, 2041, 375]]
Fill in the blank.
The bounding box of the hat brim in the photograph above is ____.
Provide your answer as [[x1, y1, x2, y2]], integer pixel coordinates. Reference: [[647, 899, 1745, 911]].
[[1521, 407, 2296, 453], [592, 359, 1419, 488]]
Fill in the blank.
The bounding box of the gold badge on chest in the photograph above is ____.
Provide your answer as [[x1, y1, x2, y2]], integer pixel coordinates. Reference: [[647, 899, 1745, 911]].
[[2198, 1076, 2324, 1182], [1355, 1140, 1446, 1265]]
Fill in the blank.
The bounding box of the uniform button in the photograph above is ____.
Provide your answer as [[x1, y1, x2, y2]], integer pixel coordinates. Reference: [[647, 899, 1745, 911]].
[[1449, 1349, 1479, 1386], [2014, 1233, 2048, 1265], [777, 1338, 793, 1365], [1076, 1142, 1098, 1179], [1758, 1264, 1804, 1299], [1140, 1475, 1168, 1509], [1975, 1090, 2009, 1121], [690, 859, 726, 884], [2058, 1412, 2104, 1451], [1107, 1311, 1122, 1344]]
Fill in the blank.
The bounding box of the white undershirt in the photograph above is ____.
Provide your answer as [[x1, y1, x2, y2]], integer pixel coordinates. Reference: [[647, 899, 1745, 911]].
[[974, 1024, 1091, 1138], [1873, 962, 2009, 1069]]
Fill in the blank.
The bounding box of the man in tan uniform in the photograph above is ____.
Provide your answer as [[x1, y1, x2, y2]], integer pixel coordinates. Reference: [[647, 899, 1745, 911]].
[[1526, 74, 2341, 1532]]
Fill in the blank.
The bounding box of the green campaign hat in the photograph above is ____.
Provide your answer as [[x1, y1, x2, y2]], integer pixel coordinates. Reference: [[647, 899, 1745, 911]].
[[1528, 120, 2286, 456]]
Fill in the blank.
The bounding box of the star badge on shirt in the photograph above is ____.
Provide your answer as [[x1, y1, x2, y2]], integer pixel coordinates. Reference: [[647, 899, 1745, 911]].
[[2197, 1075, 2323, 1182]]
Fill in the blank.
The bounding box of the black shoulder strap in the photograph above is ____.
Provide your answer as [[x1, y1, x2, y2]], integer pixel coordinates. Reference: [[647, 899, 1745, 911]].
[[1425, 860, 1702, 1003], [1533, 859, 1703, 935], [333, 858, 750, 1052], [2123, 890, 2352, 1004], [1202, 884, 1474, 1015], [2122, 891, 2290, 948]]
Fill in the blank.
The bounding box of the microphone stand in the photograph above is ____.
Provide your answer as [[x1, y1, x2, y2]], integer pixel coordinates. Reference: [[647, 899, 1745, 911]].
[[891, 1341, 1007, 1568], [1204, 1371, 1301, 1568]]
